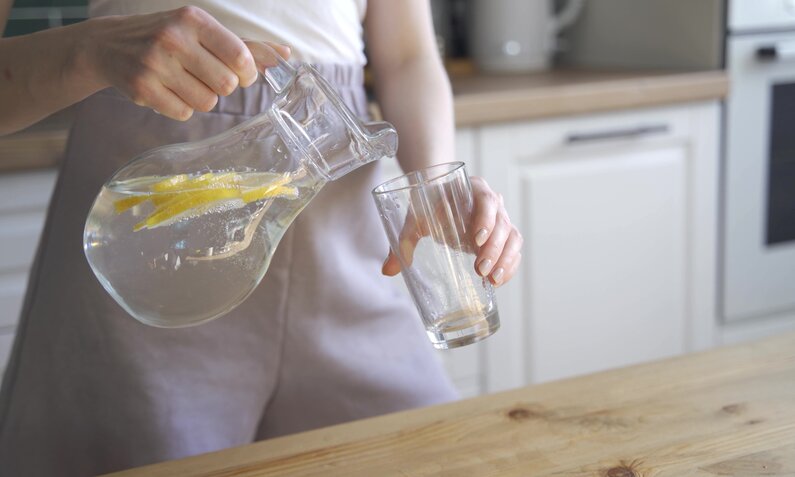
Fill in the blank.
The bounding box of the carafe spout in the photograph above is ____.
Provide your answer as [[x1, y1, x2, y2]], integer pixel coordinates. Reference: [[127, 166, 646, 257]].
[[318, 119, 398, 181], [364, 121, 399, 162], [270, 64, 400, 182]]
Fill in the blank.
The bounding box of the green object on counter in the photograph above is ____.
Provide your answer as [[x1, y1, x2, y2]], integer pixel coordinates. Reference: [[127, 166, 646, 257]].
[[3, 0, 88, 38]]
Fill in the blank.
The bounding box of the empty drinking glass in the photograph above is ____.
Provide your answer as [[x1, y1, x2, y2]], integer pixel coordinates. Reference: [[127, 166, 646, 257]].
[[373, 162, 500, 349]]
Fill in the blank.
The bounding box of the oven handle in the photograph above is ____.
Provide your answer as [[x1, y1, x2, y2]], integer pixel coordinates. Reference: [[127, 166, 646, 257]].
[[757, 41, 795, 62], [565, 124, 670, 145]]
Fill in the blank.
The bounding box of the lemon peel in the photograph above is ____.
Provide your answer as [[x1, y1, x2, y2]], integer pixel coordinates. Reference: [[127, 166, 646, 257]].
[[115, 171, 296, 231]]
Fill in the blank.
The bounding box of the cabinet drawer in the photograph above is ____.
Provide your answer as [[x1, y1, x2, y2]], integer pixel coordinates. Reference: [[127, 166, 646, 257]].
[[0, 170, 57, 272], [0, 272, 27, 328], [0, 331, 14, 375], [0, 211, 47, 271], [0, 170, 57, 214], [521, 145, 688, 382], [496, 105, 692, 162]]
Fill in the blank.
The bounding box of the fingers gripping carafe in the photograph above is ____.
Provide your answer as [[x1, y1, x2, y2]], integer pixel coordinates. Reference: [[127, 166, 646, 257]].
[[83, 46, 398, 327]]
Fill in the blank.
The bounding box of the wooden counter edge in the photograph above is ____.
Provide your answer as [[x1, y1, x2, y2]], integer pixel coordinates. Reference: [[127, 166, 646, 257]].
[[454, 70, 730, 126], [105, 332, 795, 477], [0, 129, 67, 173]]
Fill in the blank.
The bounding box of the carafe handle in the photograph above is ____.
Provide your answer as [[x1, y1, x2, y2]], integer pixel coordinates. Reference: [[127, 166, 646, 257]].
[[244, 40, 297, 94]]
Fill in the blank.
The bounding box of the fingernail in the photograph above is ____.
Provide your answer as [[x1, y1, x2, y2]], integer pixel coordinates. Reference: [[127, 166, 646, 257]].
[[492, 267, 505, 284], [478, 259, 493, 276], [475, 228, 489, 247]]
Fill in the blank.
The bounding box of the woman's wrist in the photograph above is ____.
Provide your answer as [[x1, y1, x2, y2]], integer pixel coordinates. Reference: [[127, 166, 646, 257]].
[[69, 17, 112, 93]]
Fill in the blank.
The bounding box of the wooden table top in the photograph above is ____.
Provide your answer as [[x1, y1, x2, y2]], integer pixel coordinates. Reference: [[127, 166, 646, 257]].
[[109, 332, 795, 476]]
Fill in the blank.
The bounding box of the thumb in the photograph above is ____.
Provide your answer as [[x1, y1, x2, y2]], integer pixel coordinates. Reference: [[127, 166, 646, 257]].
[[243, 40, 292, 77], [381, 249, 402, 276]]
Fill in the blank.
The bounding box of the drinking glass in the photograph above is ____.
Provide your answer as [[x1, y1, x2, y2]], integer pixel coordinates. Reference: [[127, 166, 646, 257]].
[[373, 162, 500, 349]]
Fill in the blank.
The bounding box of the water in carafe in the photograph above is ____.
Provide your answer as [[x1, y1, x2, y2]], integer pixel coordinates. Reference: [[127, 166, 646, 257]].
[[83, 45, 398, 328]]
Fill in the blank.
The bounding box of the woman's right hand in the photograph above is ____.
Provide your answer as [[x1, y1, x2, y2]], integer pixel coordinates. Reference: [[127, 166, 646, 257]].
[[82, 6, 290, 121]]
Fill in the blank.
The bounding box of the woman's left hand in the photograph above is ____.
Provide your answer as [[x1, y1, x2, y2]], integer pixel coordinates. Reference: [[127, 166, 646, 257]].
[[381, 176, 523, 287]]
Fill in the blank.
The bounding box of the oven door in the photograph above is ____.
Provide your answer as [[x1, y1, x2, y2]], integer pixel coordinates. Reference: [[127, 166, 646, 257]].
[[723, 32, 795, 322]]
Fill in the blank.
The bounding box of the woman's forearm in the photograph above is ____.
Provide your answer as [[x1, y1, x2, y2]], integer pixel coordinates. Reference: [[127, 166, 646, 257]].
[[0, 6, 280, 138], [364, 0, 454, 173], [373, 53, 455, 173], [0, 19, 107, 135]]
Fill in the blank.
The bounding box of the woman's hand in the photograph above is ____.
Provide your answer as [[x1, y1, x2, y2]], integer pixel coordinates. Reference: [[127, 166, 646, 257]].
[[382, 176, 523, 287], [466, 177, 523, 286], [0, 5, 290, 135], [83, 6, 290, 121]]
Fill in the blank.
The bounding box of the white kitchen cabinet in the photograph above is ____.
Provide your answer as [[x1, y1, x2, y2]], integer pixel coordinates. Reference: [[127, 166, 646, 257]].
[[0, 169, 58, 375], [519, 144, 687, 383], [477, 102, 720, 389], [0, 272, 28, 329], [0, 333, 14, 374]]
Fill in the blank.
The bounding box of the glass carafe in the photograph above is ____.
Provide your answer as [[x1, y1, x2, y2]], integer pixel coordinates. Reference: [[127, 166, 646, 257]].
[[83, 48, 398, 328]]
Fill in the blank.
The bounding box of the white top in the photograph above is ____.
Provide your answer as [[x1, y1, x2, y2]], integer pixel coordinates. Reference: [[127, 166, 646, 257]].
[[88, 0, 368, 65]]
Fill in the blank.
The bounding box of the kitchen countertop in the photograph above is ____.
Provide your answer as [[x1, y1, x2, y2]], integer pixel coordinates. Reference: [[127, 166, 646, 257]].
[[0, 107, 74, 173], [0, 69, 729, 174], [109, 332, 795, 476], [452, 69, 728, 126]]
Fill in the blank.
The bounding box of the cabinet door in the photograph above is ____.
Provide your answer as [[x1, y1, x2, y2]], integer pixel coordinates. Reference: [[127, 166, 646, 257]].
[[521, 146, 687, 382], [0, 169, 58, 375], [478, 105, 718, 387]]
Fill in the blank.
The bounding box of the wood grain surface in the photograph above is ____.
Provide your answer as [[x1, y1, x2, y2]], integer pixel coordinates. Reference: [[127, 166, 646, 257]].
[[0, 107, 74, 173], [108, 332, 795, 477], [452, 70, 729, 126], [0, 128, 67, 172]]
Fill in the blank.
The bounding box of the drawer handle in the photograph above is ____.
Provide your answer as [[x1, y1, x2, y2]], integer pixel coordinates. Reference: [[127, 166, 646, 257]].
[[565, 124, 670, 144], [757, 41, 795, 62]]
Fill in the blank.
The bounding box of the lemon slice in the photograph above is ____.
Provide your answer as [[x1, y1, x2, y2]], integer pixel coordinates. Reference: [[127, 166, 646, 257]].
[[115, 172, 234, 212], [234, 172, 288, 188], [114, 195, 150, 213], [242, 184, 298, 203], [115, 171, 298, 231], [134, 188, 241, 231], [150, 174, 190, 192], [150, 172, 241, 192]]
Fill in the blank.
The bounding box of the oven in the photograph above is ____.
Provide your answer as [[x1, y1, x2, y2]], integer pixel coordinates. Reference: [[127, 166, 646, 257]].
[[722, 0, 795, 321]]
